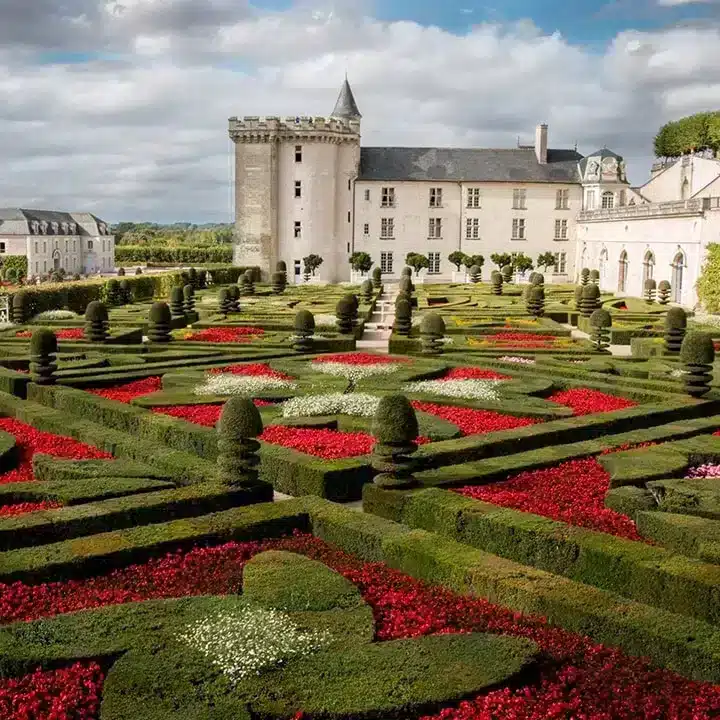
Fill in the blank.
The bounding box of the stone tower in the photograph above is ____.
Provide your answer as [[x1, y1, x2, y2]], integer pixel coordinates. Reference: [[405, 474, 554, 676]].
[[228, 78, 361, 282]]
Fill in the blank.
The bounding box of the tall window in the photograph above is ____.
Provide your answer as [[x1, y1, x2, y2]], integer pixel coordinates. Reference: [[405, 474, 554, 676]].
[[618, 250, 628, 292], [381, 187, 395, 207], [380, 218, 394, 238], [363, 223, 369, 236], [511, 218, 526, 240], [34, 241, 38, 254], [642, 250, 655, 286], [672, 251, 685, 302], [380, 251, 393, 273], [619, 189, 627, 206], [553, 252, 567, 274], [428, 252, 441, 274], [586, 190, 596, 210], [428, 218, 442, 238], [364, 189, 370, 201], [554, 219, 568, 240], [467, 188, 481, 208], [429, 188, 443, 207], [0, 242, 5, 254], [294, 181, 301, 198], [512, 188, 527, 209], [555, 189, 569, 209], [294, 145, 302, 162], [293, 221, 301, 239], [466, 217, 479, 239], [602, 191, 615, 209]]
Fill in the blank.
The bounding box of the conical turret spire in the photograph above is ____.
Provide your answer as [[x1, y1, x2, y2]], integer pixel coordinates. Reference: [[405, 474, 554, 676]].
[[331, 77, 361, 120]]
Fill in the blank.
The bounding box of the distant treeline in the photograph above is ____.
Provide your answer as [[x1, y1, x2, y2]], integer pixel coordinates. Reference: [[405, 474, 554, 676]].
[[112, 222, 234, 246], [115, 245, 234, 264]]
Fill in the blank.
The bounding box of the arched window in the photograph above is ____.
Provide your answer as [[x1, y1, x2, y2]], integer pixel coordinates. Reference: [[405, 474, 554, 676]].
[[681, 178, 690, 201], [642, 251, 655, 286], [599, 248, 609, 288], [618, 250, 628, 293], [671, 251, 685, 303], [602, 191, 615, 209]]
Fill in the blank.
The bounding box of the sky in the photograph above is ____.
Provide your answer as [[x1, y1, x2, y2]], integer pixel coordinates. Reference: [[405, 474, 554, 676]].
[[1, 0, 719, 223]]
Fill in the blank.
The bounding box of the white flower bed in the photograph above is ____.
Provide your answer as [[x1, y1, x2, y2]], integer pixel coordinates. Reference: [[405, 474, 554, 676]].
[[312, 361, 400, 382], [404, 379, 502, 401], [691, 313, 720, 329], [32, 310, 80, 321], [179, 606, 332, 681], [670, 368, 688, 378], [499, 356, 536, 365], [194, 374, 296, 396], [282, 393, 380, 418]]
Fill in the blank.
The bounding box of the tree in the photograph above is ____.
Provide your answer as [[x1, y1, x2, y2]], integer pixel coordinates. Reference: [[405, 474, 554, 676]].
[[448, 251, 468, 271], [349, 251, 373, 275], [303, 254, 323, 281], [490, 252, 512, 269], [511, 252, 534, 276], [654, 110, 720, 159], [405, 252, 430, 276], [536, 252, 556, 272], [463, 254, 484, 270]]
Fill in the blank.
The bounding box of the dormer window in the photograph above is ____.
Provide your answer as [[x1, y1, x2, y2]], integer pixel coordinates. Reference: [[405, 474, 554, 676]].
[[40, 221, 48, 234], [61, 222, 68, 234], [70, 223, 77, 234], [31, 221, 39, 234], [51, 222, 59, 233]]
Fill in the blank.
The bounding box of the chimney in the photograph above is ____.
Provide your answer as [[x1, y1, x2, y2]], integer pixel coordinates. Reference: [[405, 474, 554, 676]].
[[535, 123, 548, 165]]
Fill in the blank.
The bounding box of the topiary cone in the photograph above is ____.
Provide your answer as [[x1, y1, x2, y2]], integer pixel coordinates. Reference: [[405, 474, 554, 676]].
[[490, 271, 503, 296], [399, 275, 413, 294], [644, 278, 657, 303], [216, 396, 263, 486], [501, 264, 513, 283], [664, 307, 687, 354], [170, 286, 185, 317], [293, 309, 315, 352], [372, 266, 382, 289], [29, 328, 58, 385], [589, 308, 612, 353], [361, 278, 374, 302], [148, 302, 172, 343], [119, 279, 132, 304], [105, 279, 121, 306], [241, 270, 255, 296], [11, 291, 28, 324], [183, 284, 195, 314], [271, 271, 286, 294], [580, 268, 590, 286], [84, 301, 109, 342], [335, 297, 355, 335], [680, 332, 715, 397], [589, 269, 600, 283], [580, 283, 601, 317], [527, 286, 545, 317], [469, 265, 481, 283], [228, 284, 241, 311], [657, 280, 671, 305], [217, 288, 231, 316], [420, 313, 445, 355], [394, 297, 412, 336], [372, 394, 419, 489]]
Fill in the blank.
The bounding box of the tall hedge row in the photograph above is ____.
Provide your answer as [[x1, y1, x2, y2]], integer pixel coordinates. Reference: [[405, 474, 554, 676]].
[[697, 243, 720, 313], [116, 245, 233, 264]]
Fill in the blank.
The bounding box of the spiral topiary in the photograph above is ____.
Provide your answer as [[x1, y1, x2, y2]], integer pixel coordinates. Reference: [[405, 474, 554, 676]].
[[170, 286, 185, 317], [29, 328, 58, 385], [119, 279, 132, 304], [293, 309, 315, 352], [644, 278, 657, 303], [399, 275, 413, 294], [11, 291, 28, 324], [216, 396, 263, 486], [372, 266, 382, 289], [228, 284, 241, 312], [589, 308, 612, 353], [394, 297, 412, 336], [590, 269, 600, 283], [580, 268, 590, 286], [526, 286, 545, 317], [580, 283, 601, 317], [361, 278, 374, 302], [183, 284, 195, 314], [117, 267, 125, 277], [680, 332, 715, 397], [217, 288, 232, 316], [372, 394, 419, 489], [420, 312, 445, 355], [84, 301, 109, 342], [105, 279, 121, 307], [657, 280, 671, 305], [335, 296, 356, 334], [490, 270, 503, 295], [664, 307, 687, 354], [501, 264, 513, 283], [241, 269, 255, 296], [469, 265, 481, 283], [148, 302, 172, 343], [271, 271, 286, 294]]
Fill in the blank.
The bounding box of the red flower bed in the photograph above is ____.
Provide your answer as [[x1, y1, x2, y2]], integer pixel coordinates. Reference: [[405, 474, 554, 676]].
[[184, 327, 264, 343], [0, 417, 111, 485], [0, 501, 62, 517], [258, 425, 374, 459], [153, 402, 273, 427], [457, 456, 642, 540], [443, 367, 511, 381], [549, 388, 637, 415], [207, 362, 293, 379], [1, 535, 717, 719], [312, 352, 408, 365], [15, 328, 85, 340], [480, 332, 558, 348], [87, 376, 163, 404], [412, 401, 537, 436]]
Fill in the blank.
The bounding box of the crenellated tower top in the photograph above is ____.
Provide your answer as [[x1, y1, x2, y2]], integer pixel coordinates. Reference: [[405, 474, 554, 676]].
[[228, 115, 360, 144]]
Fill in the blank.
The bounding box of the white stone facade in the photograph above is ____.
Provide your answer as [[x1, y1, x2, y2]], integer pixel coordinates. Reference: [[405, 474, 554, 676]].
[[0, 209, 115, 277]]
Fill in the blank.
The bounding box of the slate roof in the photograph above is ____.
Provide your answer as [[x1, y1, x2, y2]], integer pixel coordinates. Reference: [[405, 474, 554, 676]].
[[0, 208, 109, 235], [331, 78, 362, 120], [357, 147, 583, 183], [578, 148, 625, 177]]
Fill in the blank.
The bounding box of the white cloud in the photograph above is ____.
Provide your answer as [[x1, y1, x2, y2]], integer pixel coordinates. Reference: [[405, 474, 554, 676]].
[[0, 1, 719, 222], [657, 0, 719, 6]]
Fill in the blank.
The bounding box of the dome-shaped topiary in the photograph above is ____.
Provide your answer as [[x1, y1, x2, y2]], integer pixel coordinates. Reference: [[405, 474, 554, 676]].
[[394, 297, 412, 336], [148, 302, 172, 343], [501, 264, 513, 283], [170, 286, 185, 317], [590, 308, 612, 327], [589, 308, 612, 353], [335, 296, 356, 334], [344, 293, 359, 315], [644, 277, 657, 303], [294, 309, 315, 332], [293, 309, 315, 352], [372, 266, 382, 289], [217, 287, 231, 316], [664, 307, 687, 353], [29, 328, 58, 385], [135, 267, 143, 275], [589, 269, 600, 282], [183, 284, 195, 314], [216, 397, 263, 486], [361, 278, 373, 302], [490, 271, 503, 296], [469, 265, 481, 283], [679, 332, 715, 397], [420, 312, 445, 355], [117, 267, 125, 276], [119, 279, 132, 304], [665, 306, 687, 330], [657, 280, 671, 305], [11, 291, 29, 324], [84, 301, 109, 342], [526, 285, 545, 317], [271, 271, 286, 294], [372, 394, 419, 489], [531, 273, 544, 286]]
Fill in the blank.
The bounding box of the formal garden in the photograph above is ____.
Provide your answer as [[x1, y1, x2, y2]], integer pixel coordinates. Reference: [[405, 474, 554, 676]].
[[1, 258, 720, 718]]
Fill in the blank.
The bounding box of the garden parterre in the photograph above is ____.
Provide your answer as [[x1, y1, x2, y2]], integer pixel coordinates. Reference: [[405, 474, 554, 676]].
[[0, 276, 720, 717]]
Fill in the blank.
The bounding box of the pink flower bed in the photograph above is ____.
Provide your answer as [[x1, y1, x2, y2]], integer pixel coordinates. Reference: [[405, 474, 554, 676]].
[[686, 464, 720, 479]]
